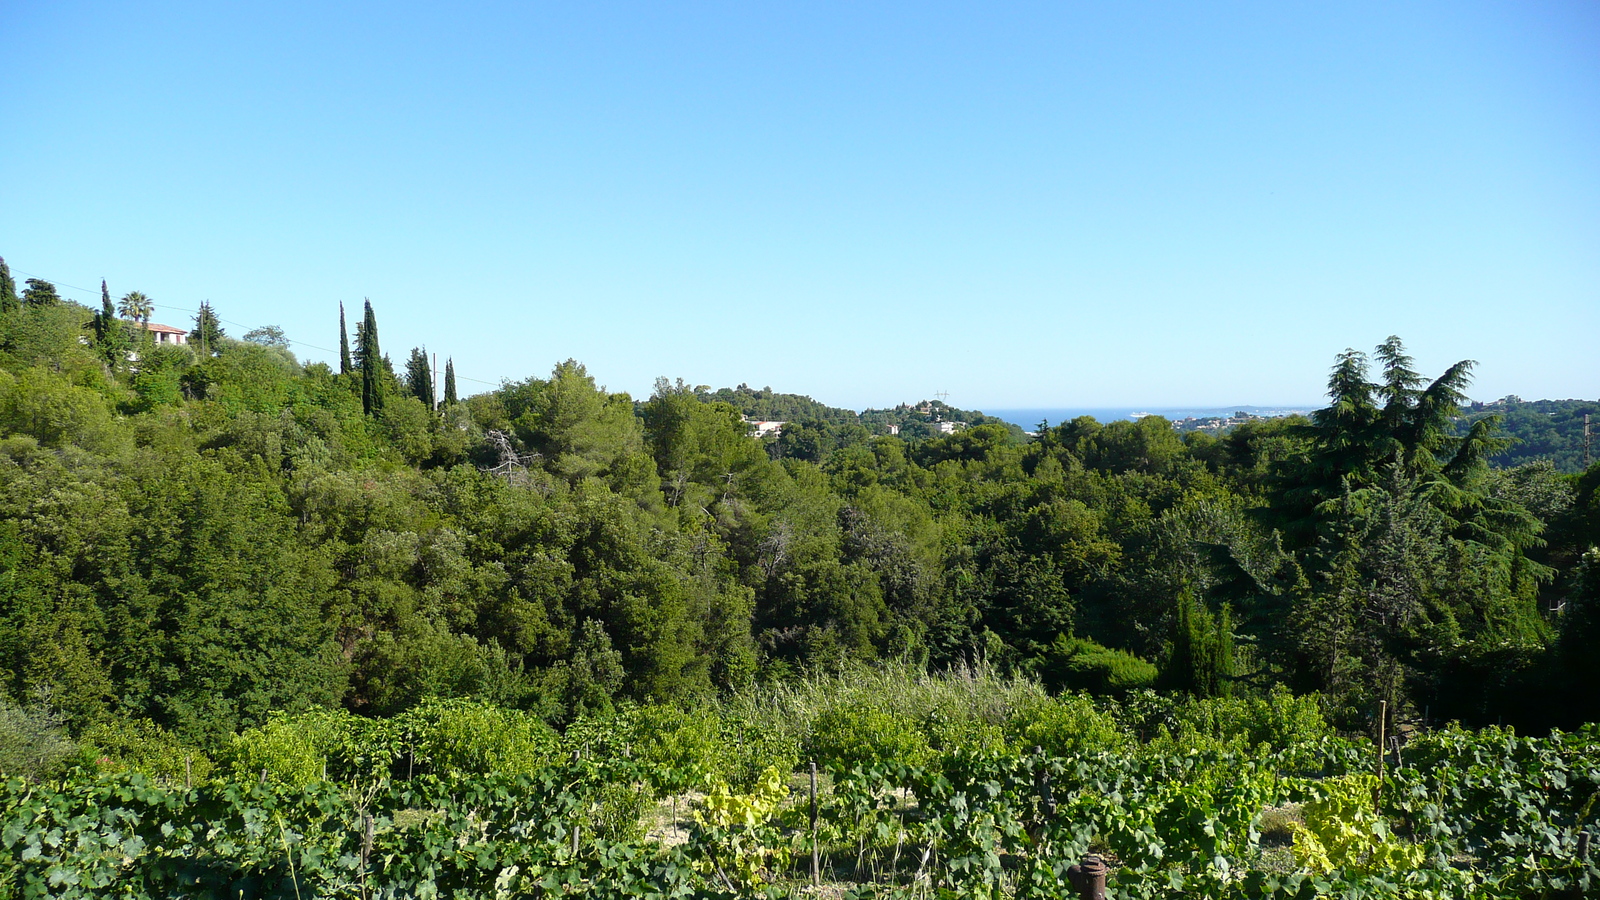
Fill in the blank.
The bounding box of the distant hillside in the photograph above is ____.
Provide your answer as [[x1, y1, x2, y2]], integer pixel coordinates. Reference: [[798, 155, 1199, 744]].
[[1460, 396, 1600, 473], [860, 400, 1025, 441], [698, 384, 861, 425]]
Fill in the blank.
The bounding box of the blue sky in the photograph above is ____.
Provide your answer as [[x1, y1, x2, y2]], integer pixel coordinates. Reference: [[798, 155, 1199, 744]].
[[3, 2, 1596, 410]]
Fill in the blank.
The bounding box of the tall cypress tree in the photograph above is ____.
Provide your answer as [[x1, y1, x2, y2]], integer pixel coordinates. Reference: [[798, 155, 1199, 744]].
[[443, 358, 457, 405], [404, 346, 434, 409], [93, 281, 123, 365], [358, 299, 384, 415], [338, 302, 352, 375], [1161, 590, 1233, 697], [0, 257, 15, 313]]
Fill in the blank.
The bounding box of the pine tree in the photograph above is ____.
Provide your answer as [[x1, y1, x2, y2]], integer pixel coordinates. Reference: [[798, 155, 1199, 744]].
[[0, 257, 15, 313], [443, 358, 457, 405], [22, 279, 61, 307], [338, 302, 352, 376], [404, 347, 434, 409], [190, 301, 225, 355], [357, 299, 384, 415]]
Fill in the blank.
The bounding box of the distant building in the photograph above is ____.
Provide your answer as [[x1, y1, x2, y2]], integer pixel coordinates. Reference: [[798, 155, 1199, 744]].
[[747, 420, 786, 437], [131, 321, 189, 345], [935, 421, 966, 434]]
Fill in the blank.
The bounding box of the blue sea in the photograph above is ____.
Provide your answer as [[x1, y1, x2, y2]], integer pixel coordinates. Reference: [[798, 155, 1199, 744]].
[[986, 406, 1318, 431]]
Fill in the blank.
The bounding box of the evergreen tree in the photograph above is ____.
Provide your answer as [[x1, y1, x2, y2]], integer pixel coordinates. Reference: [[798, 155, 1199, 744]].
[[357, 299, 384, 415], [443, 358, 457, 405], [404, 346, 434, 409], [1161, 590, 1233, 697], [338, 302, 352, 376], [93, 283, 125, 366], [21, 279, 61, 307], [190, 301, 225, 355], [0, 257, 16, 313]]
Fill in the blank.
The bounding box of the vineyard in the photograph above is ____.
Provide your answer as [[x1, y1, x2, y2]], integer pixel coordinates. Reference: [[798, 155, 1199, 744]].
[[2, 672, 1597, 899]]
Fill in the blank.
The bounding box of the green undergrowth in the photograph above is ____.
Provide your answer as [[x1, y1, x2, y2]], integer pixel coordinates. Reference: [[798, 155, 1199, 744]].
[[2, 665, 1598, 898]]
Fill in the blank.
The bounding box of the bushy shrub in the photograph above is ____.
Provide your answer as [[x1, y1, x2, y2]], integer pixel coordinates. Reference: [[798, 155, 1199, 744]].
[[806, 699, 931, 772], [628, 703, 726, 794], [920, 702, 1009, 755], [393, 697, 559, 779], [1004, 692, 1126, 756], [222, 706, 355, 788], [81, 717, 213, 785], [1157, 687, 1331, 755], [1040, 635, 1159, 695], [0, 691, 76, 778]]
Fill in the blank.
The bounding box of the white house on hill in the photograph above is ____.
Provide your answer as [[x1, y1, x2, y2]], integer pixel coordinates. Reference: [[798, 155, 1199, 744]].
[[131, 322, 188, 345]]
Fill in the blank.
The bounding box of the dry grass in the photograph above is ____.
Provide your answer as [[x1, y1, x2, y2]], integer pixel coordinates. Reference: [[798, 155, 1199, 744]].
[[1257, 803, 1304, 847], [722, 657, 1046, 746]]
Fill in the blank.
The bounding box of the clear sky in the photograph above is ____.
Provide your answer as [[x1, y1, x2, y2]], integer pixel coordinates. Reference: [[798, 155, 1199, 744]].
[[3, 1, 1597, 410]]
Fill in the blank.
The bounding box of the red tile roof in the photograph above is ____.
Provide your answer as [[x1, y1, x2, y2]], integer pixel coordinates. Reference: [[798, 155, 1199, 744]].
[[132, 321, 187, 334]]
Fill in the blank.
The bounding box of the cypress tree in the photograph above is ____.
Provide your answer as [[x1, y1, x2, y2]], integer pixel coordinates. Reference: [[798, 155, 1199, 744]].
[[94, 282, 123, 365], [1164, 590, 1199, 694], [1161, 590, 1233, 697], [0, 257, 15, 313], [443, 358, 457, 405], [358, 299, 384, 415], [338, 302, 352, 375], [1212, 603, 1235, 698], [404, 346, 433, 409]]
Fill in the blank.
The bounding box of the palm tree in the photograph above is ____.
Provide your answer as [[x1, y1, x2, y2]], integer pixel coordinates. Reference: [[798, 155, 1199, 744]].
[[118, 291, 153, 327]]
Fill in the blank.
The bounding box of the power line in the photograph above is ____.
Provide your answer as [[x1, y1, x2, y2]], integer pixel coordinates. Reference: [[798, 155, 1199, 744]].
[[9, 266, 503, 387]]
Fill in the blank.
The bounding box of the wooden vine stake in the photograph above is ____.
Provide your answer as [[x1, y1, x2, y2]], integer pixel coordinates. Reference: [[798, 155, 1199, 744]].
[[810, 761, 820, 886], [1374, 700, 1387, 808]]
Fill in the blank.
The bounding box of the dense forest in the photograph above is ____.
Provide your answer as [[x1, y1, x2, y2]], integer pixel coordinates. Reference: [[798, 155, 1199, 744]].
[[1, 257, 1598, 762], [1458, 397, 1600, 474]]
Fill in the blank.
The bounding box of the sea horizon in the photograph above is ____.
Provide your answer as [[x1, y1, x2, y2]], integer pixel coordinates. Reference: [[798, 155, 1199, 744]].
[[984, 405, 1320, 430]]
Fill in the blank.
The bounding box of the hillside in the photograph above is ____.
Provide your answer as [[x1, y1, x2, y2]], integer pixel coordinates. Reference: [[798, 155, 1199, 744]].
[[1461, 396, 1600, 473], [1, 268, 1598, 756]]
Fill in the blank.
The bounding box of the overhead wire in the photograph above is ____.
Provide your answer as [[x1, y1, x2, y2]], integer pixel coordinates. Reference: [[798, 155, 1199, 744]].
[[8, 266, 503, 387]]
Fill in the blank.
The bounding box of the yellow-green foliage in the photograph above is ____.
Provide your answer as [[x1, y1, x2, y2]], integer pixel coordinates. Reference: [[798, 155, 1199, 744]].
[[694, 765, 793, 888], [225, 707, 353, 788], [696, 765, 789, 830], [393, 698, 559, 779], [1145, 687, 1330, 757], [807, 699, 931, 771], [1290, 774, 1424, 874], [1004, 692, 1126, 755], [82, 718, 214, 785], [223, 699, 559, 788]]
